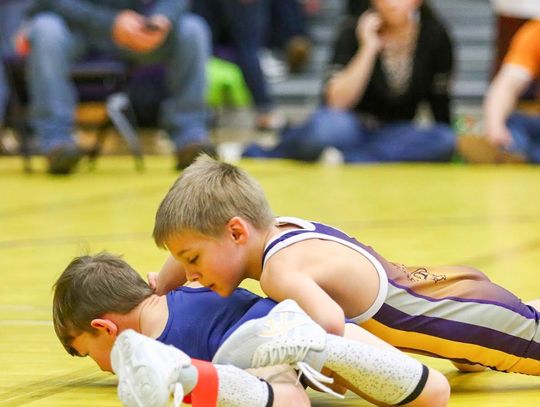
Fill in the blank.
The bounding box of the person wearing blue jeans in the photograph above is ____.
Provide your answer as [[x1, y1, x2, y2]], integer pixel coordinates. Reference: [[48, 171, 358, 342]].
[[192, 0, 284, 131], [473, 20, 540, 164], [266, 0, 311, 74], [244, 107, 455, 162], [244, 0, 456, 163], [505, 112, 540, 163], [0, 0, 33, 132], [0, 47, 7, 133], [26, 0, 214, 174]]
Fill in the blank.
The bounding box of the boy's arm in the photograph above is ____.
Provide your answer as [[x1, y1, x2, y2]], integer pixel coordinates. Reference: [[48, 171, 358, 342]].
[[149, 255, 188, 295], [262, 270, 346, 336]]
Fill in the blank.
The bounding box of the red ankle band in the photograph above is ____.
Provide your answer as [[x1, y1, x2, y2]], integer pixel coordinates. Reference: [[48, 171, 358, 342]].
[[183, 359, 219, 407]]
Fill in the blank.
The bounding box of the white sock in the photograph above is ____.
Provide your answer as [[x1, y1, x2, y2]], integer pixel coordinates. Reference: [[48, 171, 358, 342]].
[[215, 365, 272, 407], [322, 335, 427, 405]]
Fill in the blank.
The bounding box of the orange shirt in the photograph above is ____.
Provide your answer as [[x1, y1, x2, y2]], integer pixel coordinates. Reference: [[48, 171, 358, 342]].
[[504, 19, 540, 78]]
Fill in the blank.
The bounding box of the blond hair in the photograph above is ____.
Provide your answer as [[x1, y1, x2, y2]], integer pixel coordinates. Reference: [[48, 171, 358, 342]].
[[52, 252, 153, 355], [154, 155, 274, 247]]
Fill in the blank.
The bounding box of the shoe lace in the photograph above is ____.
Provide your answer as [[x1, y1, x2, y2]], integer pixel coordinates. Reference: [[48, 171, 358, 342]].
[[296, 362, 345, 399], [172, 382, 184, 407], [252, 341, 344, 399], [169, 363, 189, 407]]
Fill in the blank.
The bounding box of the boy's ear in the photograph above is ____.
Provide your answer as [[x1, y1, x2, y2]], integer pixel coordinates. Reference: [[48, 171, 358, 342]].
[[90, 319, 119, 337], [227, 216, 249, 244]]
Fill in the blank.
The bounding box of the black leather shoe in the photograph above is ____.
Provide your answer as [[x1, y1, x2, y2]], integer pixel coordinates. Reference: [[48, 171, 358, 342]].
[[175, 143, 217, 170], [47, 146, 83, 175]]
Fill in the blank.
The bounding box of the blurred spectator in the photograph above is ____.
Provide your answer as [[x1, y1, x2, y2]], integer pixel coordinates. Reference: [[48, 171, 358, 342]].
[[266, 0, 312, 74], [490, 0, 540, 75], [192, 0, 285, 132], [491, 0, 540, 18], [470, 19, 540, 164], [26, 0, 213, 174], [244, 0, 455, 163], [0, 44, 7, 136], [0, 0, 33, 154], [0, 1, 29, 130]]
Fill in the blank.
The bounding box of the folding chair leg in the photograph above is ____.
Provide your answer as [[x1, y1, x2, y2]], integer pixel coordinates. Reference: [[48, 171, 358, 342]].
[[2, 60, 32, 172], [86, 122, 109, 171], [106, 92, 143, 171], [13, 105, 32, 173]]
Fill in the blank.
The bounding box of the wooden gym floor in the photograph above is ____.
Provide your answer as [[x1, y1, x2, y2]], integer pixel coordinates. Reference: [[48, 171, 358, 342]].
[[0, 155, 539, 406]]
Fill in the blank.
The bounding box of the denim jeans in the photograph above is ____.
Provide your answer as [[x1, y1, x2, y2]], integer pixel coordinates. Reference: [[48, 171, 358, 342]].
[[0, 0, 33, 126], [267, 0, 307, 48], [0, 56, 6, 126], [244, 108, 456, 162], [192, 0, 274, 113], [26, 12, 210, 153], [507, 112, 540, 163]]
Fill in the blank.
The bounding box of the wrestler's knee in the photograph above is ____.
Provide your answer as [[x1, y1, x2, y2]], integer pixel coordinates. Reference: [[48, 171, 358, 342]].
[[407, 367, 449, 407]]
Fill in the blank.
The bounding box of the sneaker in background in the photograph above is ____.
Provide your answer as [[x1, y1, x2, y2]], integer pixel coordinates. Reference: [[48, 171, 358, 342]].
[[259, 49, 288, 83], [47, 145, 83, 175]]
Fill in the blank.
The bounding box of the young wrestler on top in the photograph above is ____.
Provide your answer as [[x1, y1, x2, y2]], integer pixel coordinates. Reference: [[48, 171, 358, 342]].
[[151, 155, 540, 375], [53, 252, 449, 407]]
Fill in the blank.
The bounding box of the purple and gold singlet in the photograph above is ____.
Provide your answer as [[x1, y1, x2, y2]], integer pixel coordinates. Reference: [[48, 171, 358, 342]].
[[263, 217, 540, 375]]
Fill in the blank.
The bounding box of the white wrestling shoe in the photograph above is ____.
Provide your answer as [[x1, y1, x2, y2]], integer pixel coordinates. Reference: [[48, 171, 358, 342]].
[[111, 329, 198, 407], [213, 299, 343, 398]]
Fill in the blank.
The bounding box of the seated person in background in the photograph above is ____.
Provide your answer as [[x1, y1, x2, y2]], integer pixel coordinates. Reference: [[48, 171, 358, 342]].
[[191, 0, 286, 132], [462, 18, 540, 164], [25, 0, 215, 174], [490, 0, 540, 75], [0, 0, 33, 153], [243, 0, 456, 163], [0, 49, 7, 143], [53, 252, 450, 406], [266, 0, 312, 74], [0, 19, 8, 136]]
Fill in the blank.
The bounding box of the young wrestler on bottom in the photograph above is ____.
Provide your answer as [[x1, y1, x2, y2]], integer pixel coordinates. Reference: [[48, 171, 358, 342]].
[[53, 253, 449, 406], [151, 155, 540, 375]]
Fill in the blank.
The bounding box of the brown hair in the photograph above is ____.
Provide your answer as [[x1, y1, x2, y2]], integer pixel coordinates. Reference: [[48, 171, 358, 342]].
[[52, 252, 153, 355], [153, 155, 274, 248]]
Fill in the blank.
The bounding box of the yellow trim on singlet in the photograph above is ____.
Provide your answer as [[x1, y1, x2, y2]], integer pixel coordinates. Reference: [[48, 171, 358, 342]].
[[361, 319, 540, 375]]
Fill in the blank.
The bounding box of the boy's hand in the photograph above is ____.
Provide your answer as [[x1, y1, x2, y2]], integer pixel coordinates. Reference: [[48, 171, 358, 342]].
[[150, 256, 189, 295], [147, 272, 159, 291]]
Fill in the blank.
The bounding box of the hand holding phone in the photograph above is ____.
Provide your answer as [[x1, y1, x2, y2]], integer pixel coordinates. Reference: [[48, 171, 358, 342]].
[[144, 20, 163, 32], [356, 10, 383, 51]]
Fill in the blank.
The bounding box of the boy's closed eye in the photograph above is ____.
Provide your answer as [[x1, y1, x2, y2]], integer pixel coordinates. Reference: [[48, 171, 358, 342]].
[[189, 255, 199, 265], [68, 346, 85, 357]]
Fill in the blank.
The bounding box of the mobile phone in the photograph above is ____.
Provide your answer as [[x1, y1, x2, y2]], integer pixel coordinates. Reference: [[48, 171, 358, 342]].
[[144, 20, 162, 32]]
